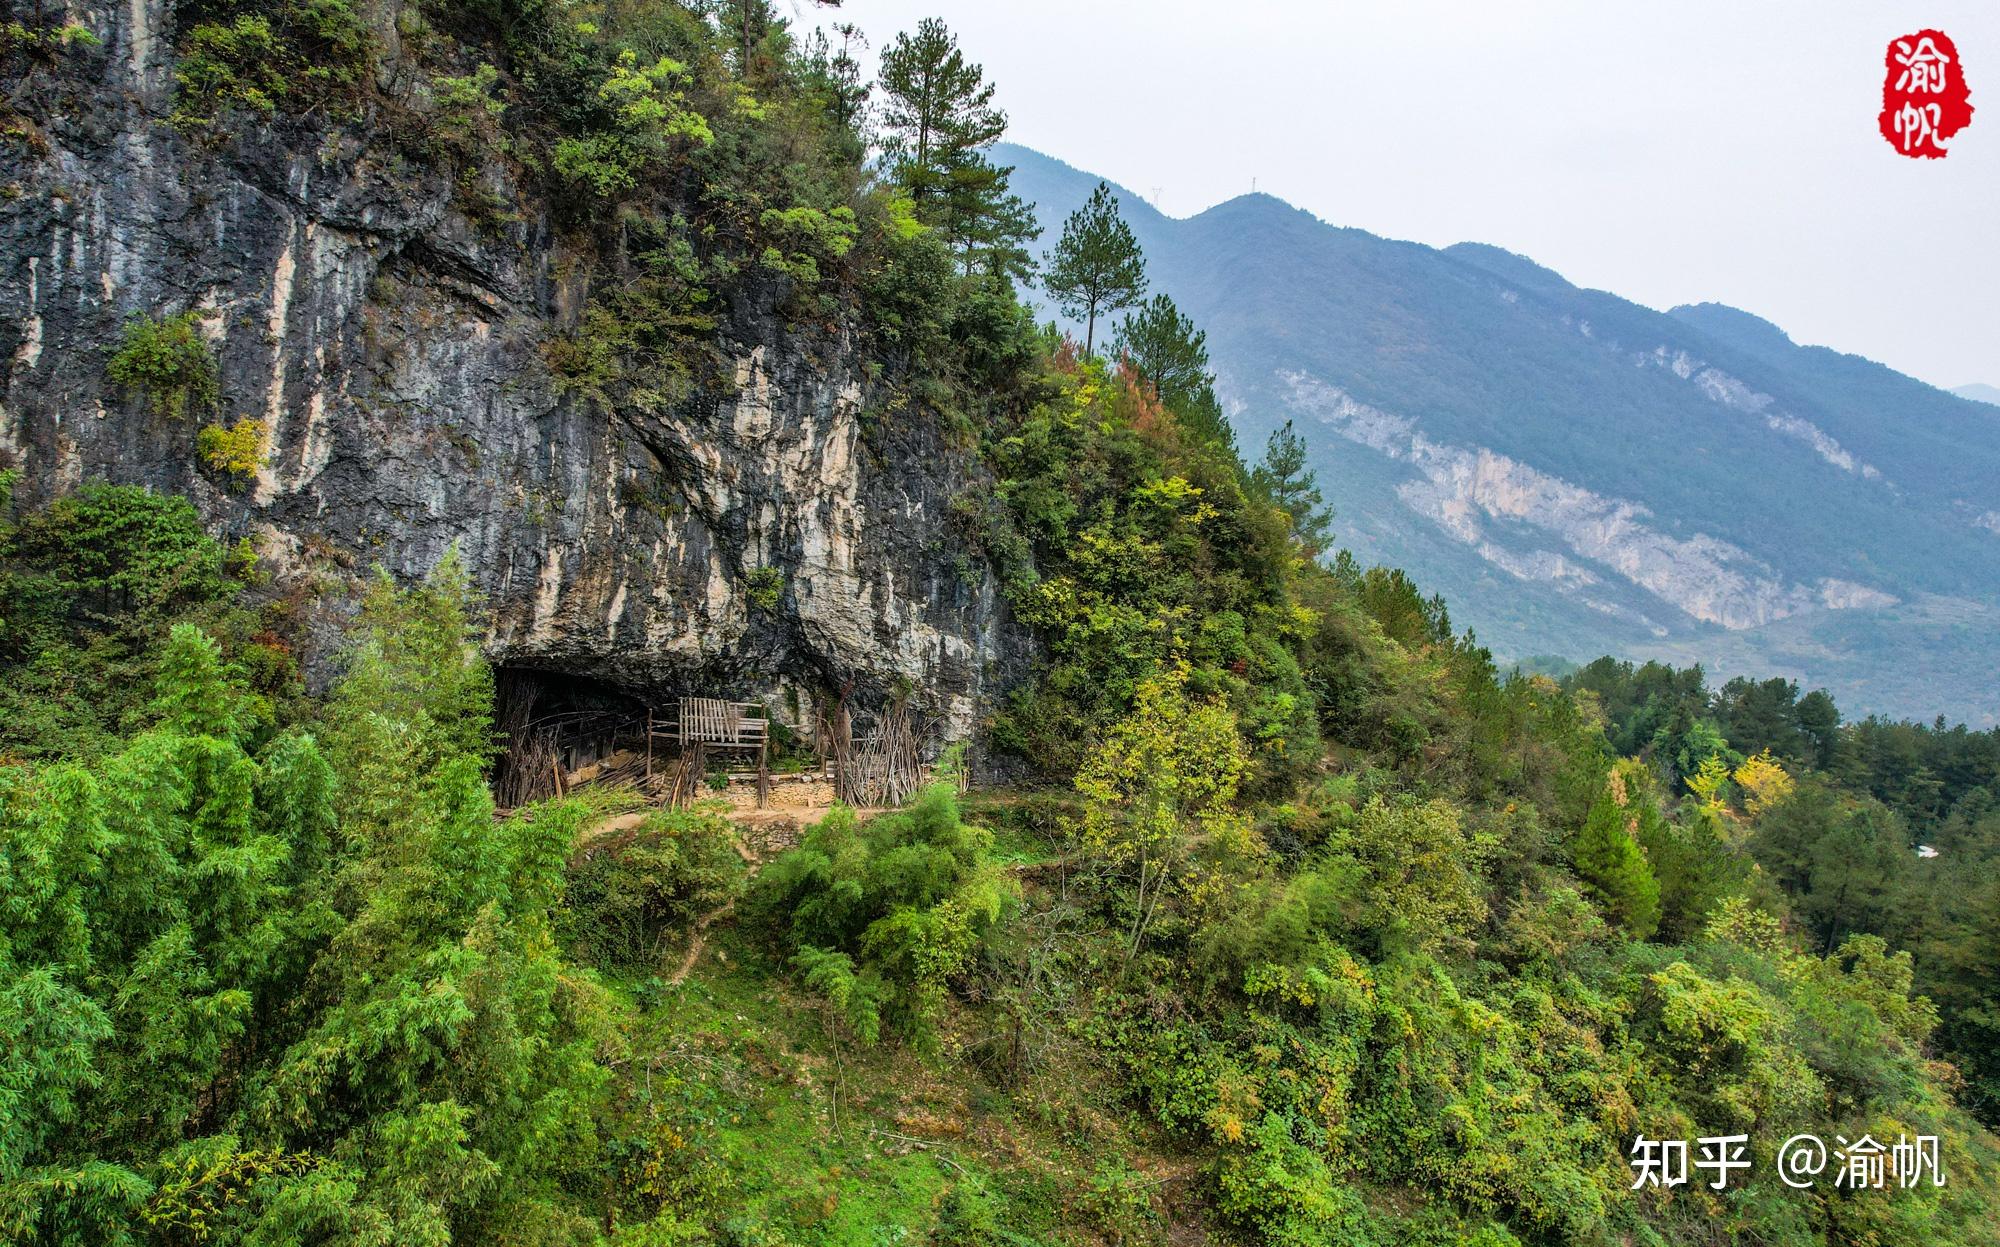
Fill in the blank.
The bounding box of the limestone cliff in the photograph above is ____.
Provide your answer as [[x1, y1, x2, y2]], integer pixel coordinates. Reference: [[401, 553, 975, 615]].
[[0, 0, 1025, 738]]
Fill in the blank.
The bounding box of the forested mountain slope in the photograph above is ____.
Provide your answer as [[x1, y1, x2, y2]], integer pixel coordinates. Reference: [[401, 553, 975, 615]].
[[1001, 144, 2000, 723]]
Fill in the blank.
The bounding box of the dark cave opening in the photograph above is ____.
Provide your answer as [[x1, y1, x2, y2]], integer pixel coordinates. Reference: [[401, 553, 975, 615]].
[[488, 662, 940, 809], [491, 665, 655, 806]]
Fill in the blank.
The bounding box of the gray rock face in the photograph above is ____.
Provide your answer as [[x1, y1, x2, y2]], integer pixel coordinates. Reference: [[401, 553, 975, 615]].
[[0, 0, 1026, 739]]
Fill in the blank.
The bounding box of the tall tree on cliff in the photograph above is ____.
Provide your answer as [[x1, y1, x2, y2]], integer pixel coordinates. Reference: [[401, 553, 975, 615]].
[[1044, 182, 1148, 356], [718, 0, 845, 84], [1112, 293, 1231, 448], [876, 17, 1034, 278], [803, 20, 870, 137], [1251, 420, 1334, 556], [942, 153, 1038, 282]]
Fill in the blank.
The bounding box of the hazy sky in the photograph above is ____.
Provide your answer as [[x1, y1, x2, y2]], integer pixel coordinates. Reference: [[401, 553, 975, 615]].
[[799, 0, 1998, 390]]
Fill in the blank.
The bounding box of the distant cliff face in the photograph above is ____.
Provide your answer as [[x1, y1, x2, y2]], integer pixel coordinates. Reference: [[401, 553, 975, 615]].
[[0, 0, 1023, 735]]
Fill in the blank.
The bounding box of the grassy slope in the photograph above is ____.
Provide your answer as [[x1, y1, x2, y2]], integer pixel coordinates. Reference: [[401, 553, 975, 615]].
[[619, 804, 1209, 1244]]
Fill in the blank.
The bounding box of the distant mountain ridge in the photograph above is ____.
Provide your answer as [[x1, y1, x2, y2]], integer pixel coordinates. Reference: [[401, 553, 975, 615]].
[[1955, 383, 2000, 407], [998, 143, 2000, 722]]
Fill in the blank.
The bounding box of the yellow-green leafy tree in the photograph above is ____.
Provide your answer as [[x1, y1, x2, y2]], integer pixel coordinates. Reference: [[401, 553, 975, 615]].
[[1076, 662, 1255, 956]]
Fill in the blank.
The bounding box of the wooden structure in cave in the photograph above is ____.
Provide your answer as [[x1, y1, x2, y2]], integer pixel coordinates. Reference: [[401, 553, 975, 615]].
[[647, 697, 772, 807]]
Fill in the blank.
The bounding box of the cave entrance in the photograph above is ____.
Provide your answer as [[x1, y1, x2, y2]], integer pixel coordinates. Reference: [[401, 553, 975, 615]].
[[491, 667, 941, 813], [492, 668, 782, 811], [492, 666, 650, 808]]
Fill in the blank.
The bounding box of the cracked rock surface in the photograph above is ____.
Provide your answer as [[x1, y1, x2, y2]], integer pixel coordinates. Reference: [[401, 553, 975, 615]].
[[0, 0, 1027, 739]]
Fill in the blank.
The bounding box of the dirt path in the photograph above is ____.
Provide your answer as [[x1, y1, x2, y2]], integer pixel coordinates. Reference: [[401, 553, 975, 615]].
[[581, 810, 649, 841], [667, 896, 738, 986]]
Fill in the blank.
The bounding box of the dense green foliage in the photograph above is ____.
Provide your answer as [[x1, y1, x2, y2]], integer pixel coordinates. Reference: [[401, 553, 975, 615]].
[[168, 0, 370, 128], [105, 312, 220, 421], [1567, 656, 2000, 1126], [943, 297, 2000, 1241], [10, 475, 1996, 1244], [0, 476, 287, 762], [750, 786, 1015, 1052], [5, 2, 1998, 1244], [562, 802, 741, 968], [1572, 764, 1662, 938], [0, 560, 609, 1242]]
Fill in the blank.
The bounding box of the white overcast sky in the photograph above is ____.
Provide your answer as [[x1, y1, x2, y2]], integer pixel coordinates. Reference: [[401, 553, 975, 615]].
[[797, 0, 1998, 390]]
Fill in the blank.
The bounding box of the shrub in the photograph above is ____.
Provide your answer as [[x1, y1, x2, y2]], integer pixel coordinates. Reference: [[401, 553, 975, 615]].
[[545, 262, 717, 416], [196, 418, 269, 485], [0, 16, 100, 56], [106, 311, 219, 420], [859, 196, 957, 356], [748, 785, 1015, 1050], [933, 1175, 1010, 1246], [1213, 1113, 1371, 1247], [430, 61, 505, 158], [172, 15, 287, 122], [756, 205, 858, 285], [170, 0, 370, 129], [743, 565, 783, 611], [552, 51, 712, 199], [3, 481, 232, 626], [561, 804, 742, 968], [1078, 1160, 1163, 1245], [0, 482, 253, 758]]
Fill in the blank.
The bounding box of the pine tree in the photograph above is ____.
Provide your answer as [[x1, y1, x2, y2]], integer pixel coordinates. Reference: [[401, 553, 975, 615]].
[[1250, 420, 1334, 556], [1574, 773, 1662, 938], [1632, 783, 1747, 941], [1111, 293, 1231, 447], [877, 17, 1032, 275], [1796, 688, 1841, 769], [942, 149, 1037, 282], [1043, 182, 1148, 356], [879, 18, 1002, 204], [718, 0, 842, 84], [802, 21, 871, 138]]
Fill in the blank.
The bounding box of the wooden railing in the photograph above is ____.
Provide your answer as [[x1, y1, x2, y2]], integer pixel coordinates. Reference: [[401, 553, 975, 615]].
[[646, 698, 769, 749]]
